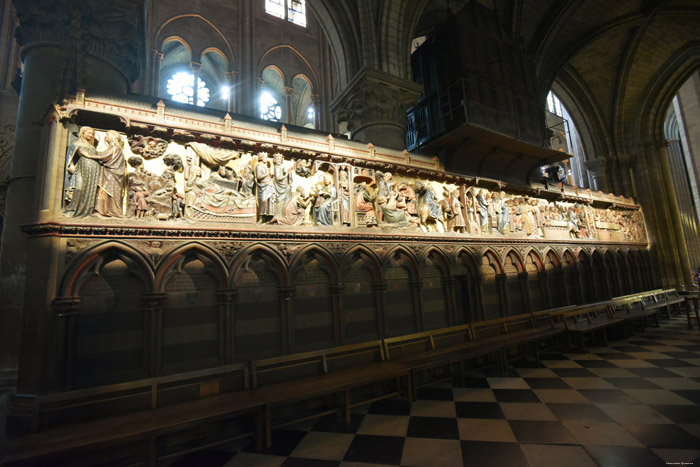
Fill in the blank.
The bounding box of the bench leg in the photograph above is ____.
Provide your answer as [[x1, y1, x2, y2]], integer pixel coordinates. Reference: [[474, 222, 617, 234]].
[[265, 405, 272, 449], [345, 389, 351, 425], [148, 437, 156, 467], [256, 406, 264, 452]]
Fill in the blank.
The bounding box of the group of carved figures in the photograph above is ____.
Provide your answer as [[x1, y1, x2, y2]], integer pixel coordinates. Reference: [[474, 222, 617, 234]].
[[62, 128, 646, 243]]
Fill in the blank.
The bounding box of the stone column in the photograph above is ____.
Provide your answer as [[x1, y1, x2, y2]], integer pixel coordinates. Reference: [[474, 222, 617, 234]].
[[142, 293, 166, 377], [283, 86, 294, 124], [616, 154, 635, 198], [442, 277, 457, 325], [657, 140, 695, 289], [50, 296, 79, 391], [518, 272, 532, 313], [495, 273, 508, 317], [373, 281, 387, 338], [216, 289, 237, 364], [0, 0, 143, 373], [278, 286, 295, 354], [330, 68, 422, 150], [226, 71, 237, 114], [329, 283, 345, 344], [311, 93, 321, 130], [584, 158, 610, 193], [151, 49, 163, 97], [409, 279, 424, 331]]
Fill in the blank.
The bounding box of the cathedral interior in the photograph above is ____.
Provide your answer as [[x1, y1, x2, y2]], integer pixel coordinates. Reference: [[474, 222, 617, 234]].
[[1, 0, 700, 465]]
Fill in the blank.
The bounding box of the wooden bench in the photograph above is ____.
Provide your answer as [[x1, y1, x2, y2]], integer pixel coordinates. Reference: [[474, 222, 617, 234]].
[[552, 303, 625, 351], [683, 292, 700, 329], [658, 288, 685, 318], [383, 325, 500, 398], [4, 363, 262, 466], [610, 293, 660, 334], [250, 340, 409, 446]]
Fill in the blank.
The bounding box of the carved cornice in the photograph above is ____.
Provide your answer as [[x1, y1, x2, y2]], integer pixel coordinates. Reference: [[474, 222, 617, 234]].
[[19, 221, 650, 247], [13, 0, 143, 82]]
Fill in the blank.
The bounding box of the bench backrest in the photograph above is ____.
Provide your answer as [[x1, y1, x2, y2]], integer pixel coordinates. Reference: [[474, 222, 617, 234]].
[[502, 314, 536, 334], [383, 331, 434, 360], [471, 319, 508, 341], [251, 340, 384, 388]]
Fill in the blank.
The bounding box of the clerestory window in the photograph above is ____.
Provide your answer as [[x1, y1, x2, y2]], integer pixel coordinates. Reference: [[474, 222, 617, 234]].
[[166, 71, 210, 107], [265, 0, 306, 27]]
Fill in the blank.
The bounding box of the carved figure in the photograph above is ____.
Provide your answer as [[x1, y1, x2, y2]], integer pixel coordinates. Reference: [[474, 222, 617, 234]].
[[415, 181, 443, 231], [354, 177, 377, 227], [477, 189, 490, 233], [256, 153, 275, 223], [295, 159, 312, 178], [273, 153, 292, 219], [377, 191, 418, 227], [312, 172, 336, 226], [447, 190, 466, 233], [65, 126, 100, 217], [273, 186, 313, 225], [129, 135, 168, 160], [338, 169, 351, 225], [93, 130, 126, 217]]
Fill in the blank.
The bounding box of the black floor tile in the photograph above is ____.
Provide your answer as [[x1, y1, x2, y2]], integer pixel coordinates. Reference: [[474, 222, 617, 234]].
[[578, 389, 640, 404], [595, 352, 636, 359], [539, 352, 570, 360], [481, 366, 520, 377], [628, 367, 681, 378], [460, 441, 528, 467], [523, 377, 571, 389], [406, 416, 460, 439], [603, 377, 662, 389], [551, 368, 596, 377], [678, 345, 700, 351], [584, 446, 664, 467], [455, 401, 505, 419], [508, 420, 577, 444], [623, 423, 700, 449], [546, 402, 614, 422], [650, 404, 700, 423], [492, 389, 540, 403], [283, 458, 340, 467], [574, 359, 617, 368], [455, 377, 490, 388], [662, 351, 699, 359], [612, 345, 650, 352], [171, 450, 232, 467], [343, 434, 404, 465], [311, 413, 364, 433], [671, 390, 700, 405], [245, 429, 307, 456], [416, 386, 454, 401], [645, 359, 696, 368], [366, 398, 412, 415], [509, 359, 546, 368]]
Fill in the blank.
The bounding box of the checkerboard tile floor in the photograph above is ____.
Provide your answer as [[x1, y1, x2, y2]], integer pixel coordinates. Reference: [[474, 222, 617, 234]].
[[172, 317, 700, 467]]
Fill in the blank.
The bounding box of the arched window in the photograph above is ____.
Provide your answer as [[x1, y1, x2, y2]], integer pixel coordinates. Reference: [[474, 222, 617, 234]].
[[265, 0, 306, 27], [166, 71, 210, 107], [260, 67, 285, 122], [260, 90, 282, 121]]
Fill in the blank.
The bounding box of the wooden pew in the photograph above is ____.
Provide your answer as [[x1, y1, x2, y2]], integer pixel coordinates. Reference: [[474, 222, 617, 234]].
[[610, 293, 660, 334], [4, 363, 262, 466], [250, 340, 409, 446], [552, 303, 624, 351]]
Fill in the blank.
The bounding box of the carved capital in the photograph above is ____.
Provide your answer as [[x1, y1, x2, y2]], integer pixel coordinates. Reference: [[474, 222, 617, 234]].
[[330, 68, 422, 134], [584, 158, 608, 176], [13, 0, 143, 83], [278, 286, 296, 301], [141, 293, 167, 312], [51, 297, 80, 317], [190, 62, 202, 73]]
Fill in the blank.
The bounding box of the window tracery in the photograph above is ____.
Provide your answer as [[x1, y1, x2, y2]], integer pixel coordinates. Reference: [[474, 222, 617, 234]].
[[265, 0, 306, 27], [166, 71, 210, 107]]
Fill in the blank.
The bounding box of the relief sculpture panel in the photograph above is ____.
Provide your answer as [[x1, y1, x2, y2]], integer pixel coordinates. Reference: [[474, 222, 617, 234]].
[[60, 126, 648, 244]]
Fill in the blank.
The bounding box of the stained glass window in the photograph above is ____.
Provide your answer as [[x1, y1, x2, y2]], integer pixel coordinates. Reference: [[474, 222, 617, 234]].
[[260, 91, 282, 121], [166, 71, 210, 107], [265, 0, 306, 27]]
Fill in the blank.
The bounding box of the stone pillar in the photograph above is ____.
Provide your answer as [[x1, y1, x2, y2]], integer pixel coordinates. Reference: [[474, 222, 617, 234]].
[[409, 279, 424, 331], [216, 289, 237, 364], [495, 273, 508, 317], [226, 71, 237, 114], [142, 293, 166, 377], [329, 283, 345, 344], [442, 277, 457, 325], [50, 296, 79, 391], [151, 49, 163, 97], [373, 281, 387, 338], [278, 286, 295, 354], [311, 93, 321, 130], [657, 140, 695, 289], [0, 0, 143, 373], [330, 68, 422, 150], [585, 158, 610, 193], [283, 86, 294, 124], [616, 154, 635, 198], [518, 272, 532, 313]]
